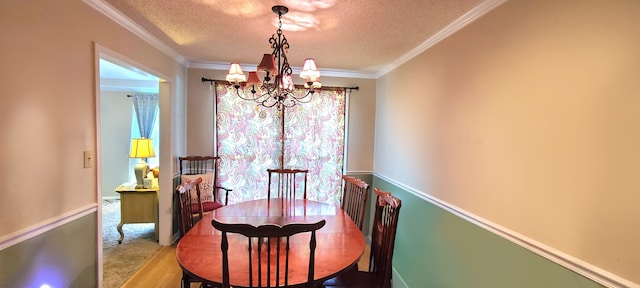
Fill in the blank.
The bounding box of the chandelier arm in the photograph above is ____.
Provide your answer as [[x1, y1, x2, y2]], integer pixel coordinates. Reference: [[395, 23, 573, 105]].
[[286, 89, 315, 101], [281, 101, 298, 108], [261, 81, 278, 96], [235, 87, 271, 103], [276, 93, 309, 108], [260, 98, 280, 108], [234, 89, 256, 101]]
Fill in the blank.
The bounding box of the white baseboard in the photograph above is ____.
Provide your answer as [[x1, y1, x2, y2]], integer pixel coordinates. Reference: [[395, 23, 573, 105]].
[[171, 232, 181, 245], [392, 266, 409, 288]]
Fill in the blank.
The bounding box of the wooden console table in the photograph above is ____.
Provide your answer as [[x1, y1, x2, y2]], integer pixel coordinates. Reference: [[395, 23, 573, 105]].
[[115, 184, 159, 244]]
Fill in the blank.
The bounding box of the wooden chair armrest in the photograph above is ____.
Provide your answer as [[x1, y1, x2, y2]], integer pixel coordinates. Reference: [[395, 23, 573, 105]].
[[214, 186, 232, 206]]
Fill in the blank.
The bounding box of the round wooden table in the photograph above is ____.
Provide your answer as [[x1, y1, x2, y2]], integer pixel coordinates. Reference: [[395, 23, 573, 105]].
[[176, 198, 365, 287]]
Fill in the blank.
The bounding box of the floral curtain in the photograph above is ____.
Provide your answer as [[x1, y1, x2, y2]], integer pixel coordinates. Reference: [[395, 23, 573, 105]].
[[215, 83, 346, 205]]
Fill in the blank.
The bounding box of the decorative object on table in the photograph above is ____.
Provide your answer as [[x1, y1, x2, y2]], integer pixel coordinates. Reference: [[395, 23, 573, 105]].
[[150, 166, 159, 178], [323, 188, 402, 288], [211, 218, 326, 288], [203, 5, 322, 114], [129, 137, 155, 188], [143, 178, 153, 189], [266, 168, 309, 200], [340, 175, 370, 231], [179, 156, 232, 214]]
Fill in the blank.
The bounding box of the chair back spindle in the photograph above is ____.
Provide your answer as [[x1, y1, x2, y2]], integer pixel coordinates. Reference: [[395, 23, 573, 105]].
[[175, 177, 203, 236], [324, 188, 402, 288], [267, 168, 309, 200], [369, 188, 402, 287], [212, 219, 326, 288], [340, 175, 370, 231]]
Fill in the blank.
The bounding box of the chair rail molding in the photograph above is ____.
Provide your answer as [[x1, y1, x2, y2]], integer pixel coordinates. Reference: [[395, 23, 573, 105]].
[[374, 172, 636, 288], [0, 203, 97, 251]]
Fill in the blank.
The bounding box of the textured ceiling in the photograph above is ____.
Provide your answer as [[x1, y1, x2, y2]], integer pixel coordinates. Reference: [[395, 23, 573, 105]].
[[102, 0, 487, 76]]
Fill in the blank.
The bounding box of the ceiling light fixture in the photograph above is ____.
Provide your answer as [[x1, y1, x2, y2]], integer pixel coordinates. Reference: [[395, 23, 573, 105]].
[[224, 5, 321, 112]]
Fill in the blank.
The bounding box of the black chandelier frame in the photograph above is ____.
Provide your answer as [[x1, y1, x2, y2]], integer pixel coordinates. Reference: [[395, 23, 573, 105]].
[[233, 5, 320, 111]]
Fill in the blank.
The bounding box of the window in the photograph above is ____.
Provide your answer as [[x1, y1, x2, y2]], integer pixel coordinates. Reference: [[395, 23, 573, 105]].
[[215, 83, 346, 204], [128, 95, 160, 183]]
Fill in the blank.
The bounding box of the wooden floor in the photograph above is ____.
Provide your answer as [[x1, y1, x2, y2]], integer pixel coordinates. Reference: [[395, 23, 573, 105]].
[[122, 243, 371, 288]]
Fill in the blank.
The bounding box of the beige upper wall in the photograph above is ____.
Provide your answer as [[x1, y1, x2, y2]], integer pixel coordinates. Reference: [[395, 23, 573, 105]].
[[0, 0, 186, 237], [186, 68, 376, 173], [376, 0, 640, 284]]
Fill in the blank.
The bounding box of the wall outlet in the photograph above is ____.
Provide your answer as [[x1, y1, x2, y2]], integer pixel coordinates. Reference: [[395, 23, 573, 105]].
[[84, 151, 94, 168]]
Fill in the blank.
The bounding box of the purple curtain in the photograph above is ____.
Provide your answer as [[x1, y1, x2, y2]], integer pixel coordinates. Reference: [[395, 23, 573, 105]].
[[215, 83, 345, 205]]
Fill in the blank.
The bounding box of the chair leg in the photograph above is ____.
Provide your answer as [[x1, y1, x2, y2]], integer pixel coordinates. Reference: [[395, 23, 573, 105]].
[[181, 272, 190, 288]]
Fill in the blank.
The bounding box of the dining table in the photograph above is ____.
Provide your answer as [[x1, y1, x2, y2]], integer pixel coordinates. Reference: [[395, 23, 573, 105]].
[[176, 197, 366, 287]]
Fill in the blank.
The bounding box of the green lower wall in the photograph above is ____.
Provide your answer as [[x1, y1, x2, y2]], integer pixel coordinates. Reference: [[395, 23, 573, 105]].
[[0, 212, 97, 288], [371, 176, 604, 288], [172, 175, 181, 239]]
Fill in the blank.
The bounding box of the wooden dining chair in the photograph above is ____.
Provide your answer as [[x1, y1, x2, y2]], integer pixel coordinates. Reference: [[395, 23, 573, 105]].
[[323, 188, 402, 288], [177, 177, 222, 288], [340, 176, 370, 231], [267, 168, 309, 200], [175, 177, 202, 237], [179, 156, 232, 217], [211, 219, 327, 288]]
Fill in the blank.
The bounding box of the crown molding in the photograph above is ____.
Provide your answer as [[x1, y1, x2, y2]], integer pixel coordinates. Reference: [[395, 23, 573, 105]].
[[83, 0, 187, 66], [85, 0, 373, 79], [85, 0, 504, 80], [376, 0, 508, 78]]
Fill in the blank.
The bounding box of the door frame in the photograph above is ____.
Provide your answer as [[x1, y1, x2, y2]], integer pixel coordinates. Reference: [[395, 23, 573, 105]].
[[94, 43, 173, 287]]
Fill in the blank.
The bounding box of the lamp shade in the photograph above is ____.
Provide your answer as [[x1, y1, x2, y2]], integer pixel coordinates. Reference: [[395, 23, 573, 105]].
[[257, 54, 278, 75], [129, 138, 155, 158], [226, 63, 246, 84], [246, 71, 261, 86], [300, 58, 320, 80]]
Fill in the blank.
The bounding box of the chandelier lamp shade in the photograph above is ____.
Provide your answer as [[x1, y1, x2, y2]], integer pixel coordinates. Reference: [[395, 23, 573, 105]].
[[129, 137, 155, 188], [225, 5, 322, 111]]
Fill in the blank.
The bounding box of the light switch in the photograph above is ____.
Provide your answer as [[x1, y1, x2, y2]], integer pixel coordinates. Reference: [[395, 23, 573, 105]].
[[84, 151, 94, 168]]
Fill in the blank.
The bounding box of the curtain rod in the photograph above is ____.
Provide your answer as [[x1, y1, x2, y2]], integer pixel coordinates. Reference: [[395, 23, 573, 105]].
[[126, 94, 158, 97], [201, 77, 359, 91]]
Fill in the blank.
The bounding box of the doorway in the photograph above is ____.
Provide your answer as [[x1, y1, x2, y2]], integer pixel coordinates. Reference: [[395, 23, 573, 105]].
[[97, 51, 161, 287]]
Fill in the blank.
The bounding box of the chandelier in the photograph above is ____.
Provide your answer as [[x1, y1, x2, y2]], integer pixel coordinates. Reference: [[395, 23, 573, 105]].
[[225, 5, 322, 112]]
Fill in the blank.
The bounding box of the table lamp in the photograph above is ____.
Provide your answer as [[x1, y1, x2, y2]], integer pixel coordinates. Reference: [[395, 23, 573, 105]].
[[129, 138, 155, 188]]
